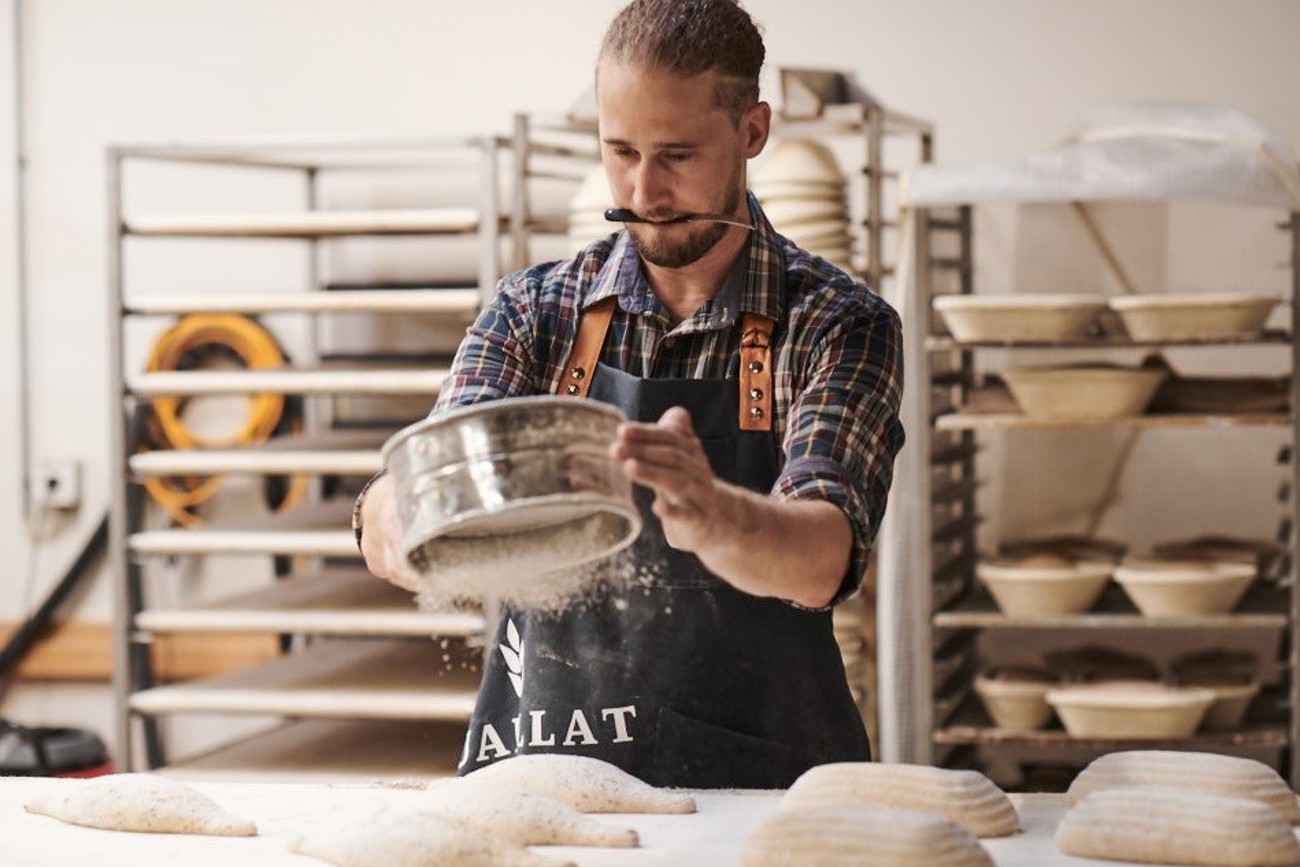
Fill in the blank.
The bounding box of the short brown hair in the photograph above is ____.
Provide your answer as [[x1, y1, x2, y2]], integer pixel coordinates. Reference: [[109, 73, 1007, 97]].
[[598, 0, 765, 125]]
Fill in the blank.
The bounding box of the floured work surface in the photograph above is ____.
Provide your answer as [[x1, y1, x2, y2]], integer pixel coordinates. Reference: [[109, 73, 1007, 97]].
[[4, 780, 1295, 865], [5, 779, 773, 867]]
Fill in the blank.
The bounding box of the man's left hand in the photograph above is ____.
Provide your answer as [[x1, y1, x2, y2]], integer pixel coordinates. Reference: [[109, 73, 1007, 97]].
[[610, 406, 722, 553], [610, 404, 850, 608]]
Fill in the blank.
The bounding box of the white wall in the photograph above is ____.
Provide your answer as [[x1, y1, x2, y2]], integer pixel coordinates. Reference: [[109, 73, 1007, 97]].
[[1, 0, 19, 579], [3, 0, 1298, 753]]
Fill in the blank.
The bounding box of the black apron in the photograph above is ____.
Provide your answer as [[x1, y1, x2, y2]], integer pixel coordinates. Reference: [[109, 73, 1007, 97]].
[[457, 300, 870, 789]]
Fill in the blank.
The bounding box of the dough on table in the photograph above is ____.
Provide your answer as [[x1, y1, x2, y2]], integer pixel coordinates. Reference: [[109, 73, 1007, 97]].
[[1056, 785, 1300, 867], [423, 781, 638, 847], [23, 773, 256, 836], [461, 754, 695, 814], [780, 762, 1018, 838], [742, 805, 993, 867], [1066, 750, 1300, 822], [290, 805, 573, 867]]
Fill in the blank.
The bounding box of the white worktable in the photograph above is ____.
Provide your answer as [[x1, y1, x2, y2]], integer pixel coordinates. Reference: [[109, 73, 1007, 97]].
[[0, 777, 1146, 866]]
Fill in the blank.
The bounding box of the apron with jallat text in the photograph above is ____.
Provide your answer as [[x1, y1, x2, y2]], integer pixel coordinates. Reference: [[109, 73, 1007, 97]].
[[458, 296, 870, 788]]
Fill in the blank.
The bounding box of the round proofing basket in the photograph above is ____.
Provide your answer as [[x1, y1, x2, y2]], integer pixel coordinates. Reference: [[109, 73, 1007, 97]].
[[974, 674, 1056, 730], [1113, 559, 1257, 616], [1000, 366, 1166, 419], [754, 137, 846, 185], [1107, 293, 1281, 341], [977, 560, 1113, 616], [751, 180, 847, 203], [933, 294, 1108, 342], [1046, 682, 1216, 738], [381, 396, 642, 575], [760, 198, 850, 227]]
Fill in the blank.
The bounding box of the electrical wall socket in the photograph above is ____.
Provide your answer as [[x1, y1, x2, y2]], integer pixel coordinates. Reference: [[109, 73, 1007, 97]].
[[33, 458, 82, 510]]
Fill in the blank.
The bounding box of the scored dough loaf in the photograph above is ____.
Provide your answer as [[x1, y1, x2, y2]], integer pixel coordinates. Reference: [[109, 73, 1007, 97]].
[[1056, 785, 1300, 867], [23, 773, 256, 836], [779, 762, 1019, 838], [290, 805, 573, 867], [1066, 750, 1300, 822], [422, 782, 638, 847], [743, 805, 993, 867], [462, 754, 695, 814]]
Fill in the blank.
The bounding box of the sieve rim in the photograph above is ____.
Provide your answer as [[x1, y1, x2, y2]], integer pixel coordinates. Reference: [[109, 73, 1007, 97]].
[[380, 395, 628, 465]]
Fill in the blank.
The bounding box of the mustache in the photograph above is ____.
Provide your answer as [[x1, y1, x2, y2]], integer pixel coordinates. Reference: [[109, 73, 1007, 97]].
[[603, 208, 753, 231]]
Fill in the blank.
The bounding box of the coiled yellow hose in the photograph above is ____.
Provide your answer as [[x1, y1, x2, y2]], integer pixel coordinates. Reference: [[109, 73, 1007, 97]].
[[140, 314, 307, 526]]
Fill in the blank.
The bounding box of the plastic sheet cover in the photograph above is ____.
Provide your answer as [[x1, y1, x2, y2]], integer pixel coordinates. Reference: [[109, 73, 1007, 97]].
[[902, 102, 1300, 210]]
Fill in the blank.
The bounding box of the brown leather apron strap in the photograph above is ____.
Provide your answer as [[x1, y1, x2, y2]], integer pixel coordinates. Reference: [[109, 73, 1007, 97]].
[[562, 298, 773, 429], [559, 296, 617, 398], [739, 313, 775, 431]]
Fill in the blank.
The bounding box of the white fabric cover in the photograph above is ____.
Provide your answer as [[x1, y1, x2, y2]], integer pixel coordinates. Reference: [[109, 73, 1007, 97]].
[[903, 103, 1300, 210]]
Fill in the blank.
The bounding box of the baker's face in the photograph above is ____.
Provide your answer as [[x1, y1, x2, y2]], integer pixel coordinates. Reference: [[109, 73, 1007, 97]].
[[596, 60, 767, 268]]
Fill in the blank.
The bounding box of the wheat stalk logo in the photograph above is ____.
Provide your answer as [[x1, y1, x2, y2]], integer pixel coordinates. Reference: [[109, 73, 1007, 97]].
[[500, 618, 524, 697]]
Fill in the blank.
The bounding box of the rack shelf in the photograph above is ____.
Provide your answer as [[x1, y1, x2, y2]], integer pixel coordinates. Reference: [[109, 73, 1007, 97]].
[[130, 450, 379, 477], [123, 207, 483, 238], [127, 367, 452, 397], [134, 570, 484, 637], [925, 330, 1293, 351], [935, 411, 1291, 432], [125, 288, 480, 316], [129, 430, 387, 476], [128, 638, 480, 721], [934, 726, 1290, 750], [934, 585, 1291, 631], [128, 530, 355, 558]]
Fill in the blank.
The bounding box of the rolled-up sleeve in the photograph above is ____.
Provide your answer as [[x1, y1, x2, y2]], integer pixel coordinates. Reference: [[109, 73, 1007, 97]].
[[772, 293, 905, 606], [432, 271, 544, 414]]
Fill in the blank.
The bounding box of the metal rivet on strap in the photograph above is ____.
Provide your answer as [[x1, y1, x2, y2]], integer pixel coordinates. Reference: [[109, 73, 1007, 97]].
[[749, 407, 764, 420], [748, 360, 764, 373], [566, 383, 580, 395], [570, 367, 585, 380], [749, 387, 763, 401]]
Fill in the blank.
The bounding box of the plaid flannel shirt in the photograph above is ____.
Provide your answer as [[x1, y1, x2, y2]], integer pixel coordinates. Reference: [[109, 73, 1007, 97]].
[[430, 192, 904, 606]]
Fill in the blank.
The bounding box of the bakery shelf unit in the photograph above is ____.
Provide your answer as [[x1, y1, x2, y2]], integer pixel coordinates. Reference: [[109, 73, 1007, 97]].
[[508, 112, 602, 270], [106, 135, 511, 779], [878, 105, 1300, 785]]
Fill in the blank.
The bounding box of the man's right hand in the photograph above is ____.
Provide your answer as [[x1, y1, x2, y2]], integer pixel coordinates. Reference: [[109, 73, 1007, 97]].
[[359, 473, 422, 593]]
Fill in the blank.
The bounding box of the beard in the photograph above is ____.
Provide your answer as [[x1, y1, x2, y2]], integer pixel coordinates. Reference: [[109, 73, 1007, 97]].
[[625, 170, 744, 269]]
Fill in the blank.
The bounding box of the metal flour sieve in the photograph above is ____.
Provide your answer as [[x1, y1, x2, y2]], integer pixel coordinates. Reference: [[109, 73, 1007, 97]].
[[380, 396, 642, 578]]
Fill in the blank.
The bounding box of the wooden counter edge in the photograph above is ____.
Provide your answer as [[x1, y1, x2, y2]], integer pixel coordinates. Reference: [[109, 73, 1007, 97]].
[[1, 621, 280, 682]]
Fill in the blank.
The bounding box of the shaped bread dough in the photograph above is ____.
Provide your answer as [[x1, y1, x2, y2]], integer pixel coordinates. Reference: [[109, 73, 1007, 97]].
[[780, 762, 1018, 838], [1066, 750, 1300, 822], [1056, 785, 1300, 867], [422, 782, 638, 847], [290, 805, 572, 867], [462, 754, 695, 814], [743, 805, 993, 867], [23, 773, 255, 836]]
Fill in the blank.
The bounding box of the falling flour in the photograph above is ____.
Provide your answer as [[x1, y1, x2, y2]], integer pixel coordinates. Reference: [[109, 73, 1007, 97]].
[[413, 512, 652, 613]]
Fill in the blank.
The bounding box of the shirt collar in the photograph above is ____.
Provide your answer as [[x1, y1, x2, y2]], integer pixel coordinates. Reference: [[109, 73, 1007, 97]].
[[582, 191, 786, 328]]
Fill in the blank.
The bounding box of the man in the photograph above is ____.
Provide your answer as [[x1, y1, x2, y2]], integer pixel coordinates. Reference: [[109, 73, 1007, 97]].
[[355, 0, 904, 788]]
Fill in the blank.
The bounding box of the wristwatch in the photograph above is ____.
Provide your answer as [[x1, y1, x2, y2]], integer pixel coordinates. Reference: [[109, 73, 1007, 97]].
[[351, 470, 387, 552]]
